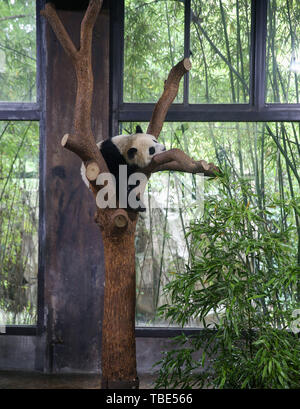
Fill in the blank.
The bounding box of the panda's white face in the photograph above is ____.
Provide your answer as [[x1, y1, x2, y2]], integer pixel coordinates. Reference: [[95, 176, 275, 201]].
[[113, 133, 166, 169], [127, 134, 166, 168]]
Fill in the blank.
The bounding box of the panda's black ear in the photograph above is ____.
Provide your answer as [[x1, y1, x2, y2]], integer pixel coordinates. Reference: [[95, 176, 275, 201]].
[[135, 125, 143, 134], [127, 147, 138, 159]]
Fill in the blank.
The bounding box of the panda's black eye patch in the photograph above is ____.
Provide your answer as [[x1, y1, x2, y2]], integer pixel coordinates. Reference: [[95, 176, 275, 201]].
[[149, 147, 155, 155], [127, 147, 138, 159]]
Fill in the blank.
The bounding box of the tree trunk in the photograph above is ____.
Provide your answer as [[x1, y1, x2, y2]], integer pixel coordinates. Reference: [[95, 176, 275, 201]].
[[96, 209, 139, 388]]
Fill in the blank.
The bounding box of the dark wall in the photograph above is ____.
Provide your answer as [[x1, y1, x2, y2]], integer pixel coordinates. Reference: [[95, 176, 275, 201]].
[[43, 6, 109, 373]]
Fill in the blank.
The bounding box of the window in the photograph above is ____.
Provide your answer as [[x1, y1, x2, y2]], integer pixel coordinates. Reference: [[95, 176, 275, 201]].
[[266, 0, 300, 103], [124, 0, 185, 102], [0, 0, 36, 102], [112, 0, 300, 332], [0, 121, 39, 326], [0, 0, 44, 334], [189, 0, 251, 103]]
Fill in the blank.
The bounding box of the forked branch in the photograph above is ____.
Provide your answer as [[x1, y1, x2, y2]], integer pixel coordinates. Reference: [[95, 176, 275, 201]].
[[42, 0, 130, 228], [42, 1, 108, 177]]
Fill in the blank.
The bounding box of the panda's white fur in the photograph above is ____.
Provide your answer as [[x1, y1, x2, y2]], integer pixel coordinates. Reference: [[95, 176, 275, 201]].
[[113, 132, 166, 168], [81, 129, 166, 188]]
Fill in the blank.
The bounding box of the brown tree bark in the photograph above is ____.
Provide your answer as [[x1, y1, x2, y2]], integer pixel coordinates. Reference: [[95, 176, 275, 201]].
[[96, 209, 139, 388], [41, 0, 220, 389]]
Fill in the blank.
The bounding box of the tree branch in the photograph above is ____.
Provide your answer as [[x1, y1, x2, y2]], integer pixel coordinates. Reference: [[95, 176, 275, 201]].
[[145, 58, 220, 178], [143, 149, 221, 177], [80, 0, 103, 52], [61, 133, 108, 175], [0, 14, 31, 23], [147, 58, 191, 138], [41, 3, 78, 62]]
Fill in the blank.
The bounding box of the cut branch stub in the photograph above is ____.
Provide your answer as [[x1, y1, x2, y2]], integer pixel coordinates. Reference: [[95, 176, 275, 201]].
[[86, 161, 100, 182], [61, 132, 109, 177], [61, 133, 94, 162], [112, 209, 129, 229], [147, 58, 191, 138]]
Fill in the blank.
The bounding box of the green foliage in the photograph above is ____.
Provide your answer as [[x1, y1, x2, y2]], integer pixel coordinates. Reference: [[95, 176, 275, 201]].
[[125, 120, 300, 327], [155, 175, 300, 389], [190, 0, 251, 103], [124, 0, 299, 104], [0, 121, 39, 324], [124, 0, 184, 102], [266, 0, 300, 103], [0, 0, 37, 325], [0, 0, 36, 102]]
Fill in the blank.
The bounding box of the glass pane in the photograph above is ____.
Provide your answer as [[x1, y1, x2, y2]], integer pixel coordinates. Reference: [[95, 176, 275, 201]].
[[0, 121, 39, 326], [189, 0, 251, 103], [0, 0, 36, 102], [121, 122, 299, 327], [124, 0, 185, 103], [266, 0, 300, 103]]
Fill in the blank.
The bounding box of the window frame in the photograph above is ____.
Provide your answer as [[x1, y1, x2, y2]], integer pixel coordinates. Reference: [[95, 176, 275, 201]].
[[0, 0, 46, 336], [111, 0, 300, 138], [110, 0, 300, 337]]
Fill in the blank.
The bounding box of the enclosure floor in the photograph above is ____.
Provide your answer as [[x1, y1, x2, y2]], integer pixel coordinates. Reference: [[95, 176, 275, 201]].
[[0, 371, 155, 389]]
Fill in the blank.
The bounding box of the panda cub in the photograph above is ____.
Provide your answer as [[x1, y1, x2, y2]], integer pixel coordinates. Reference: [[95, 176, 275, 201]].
[[81, 126, 166, 212]]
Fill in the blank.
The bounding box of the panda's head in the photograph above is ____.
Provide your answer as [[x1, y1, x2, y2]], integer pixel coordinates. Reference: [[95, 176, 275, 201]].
[[114, 126, 166, 169]]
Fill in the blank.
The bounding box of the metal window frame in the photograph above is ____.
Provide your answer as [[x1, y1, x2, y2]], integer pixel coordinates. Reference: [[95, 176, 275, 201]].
[[110, 0, 300, 338], [0, 0, 46, 337], [111, 0, 300, 130]]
